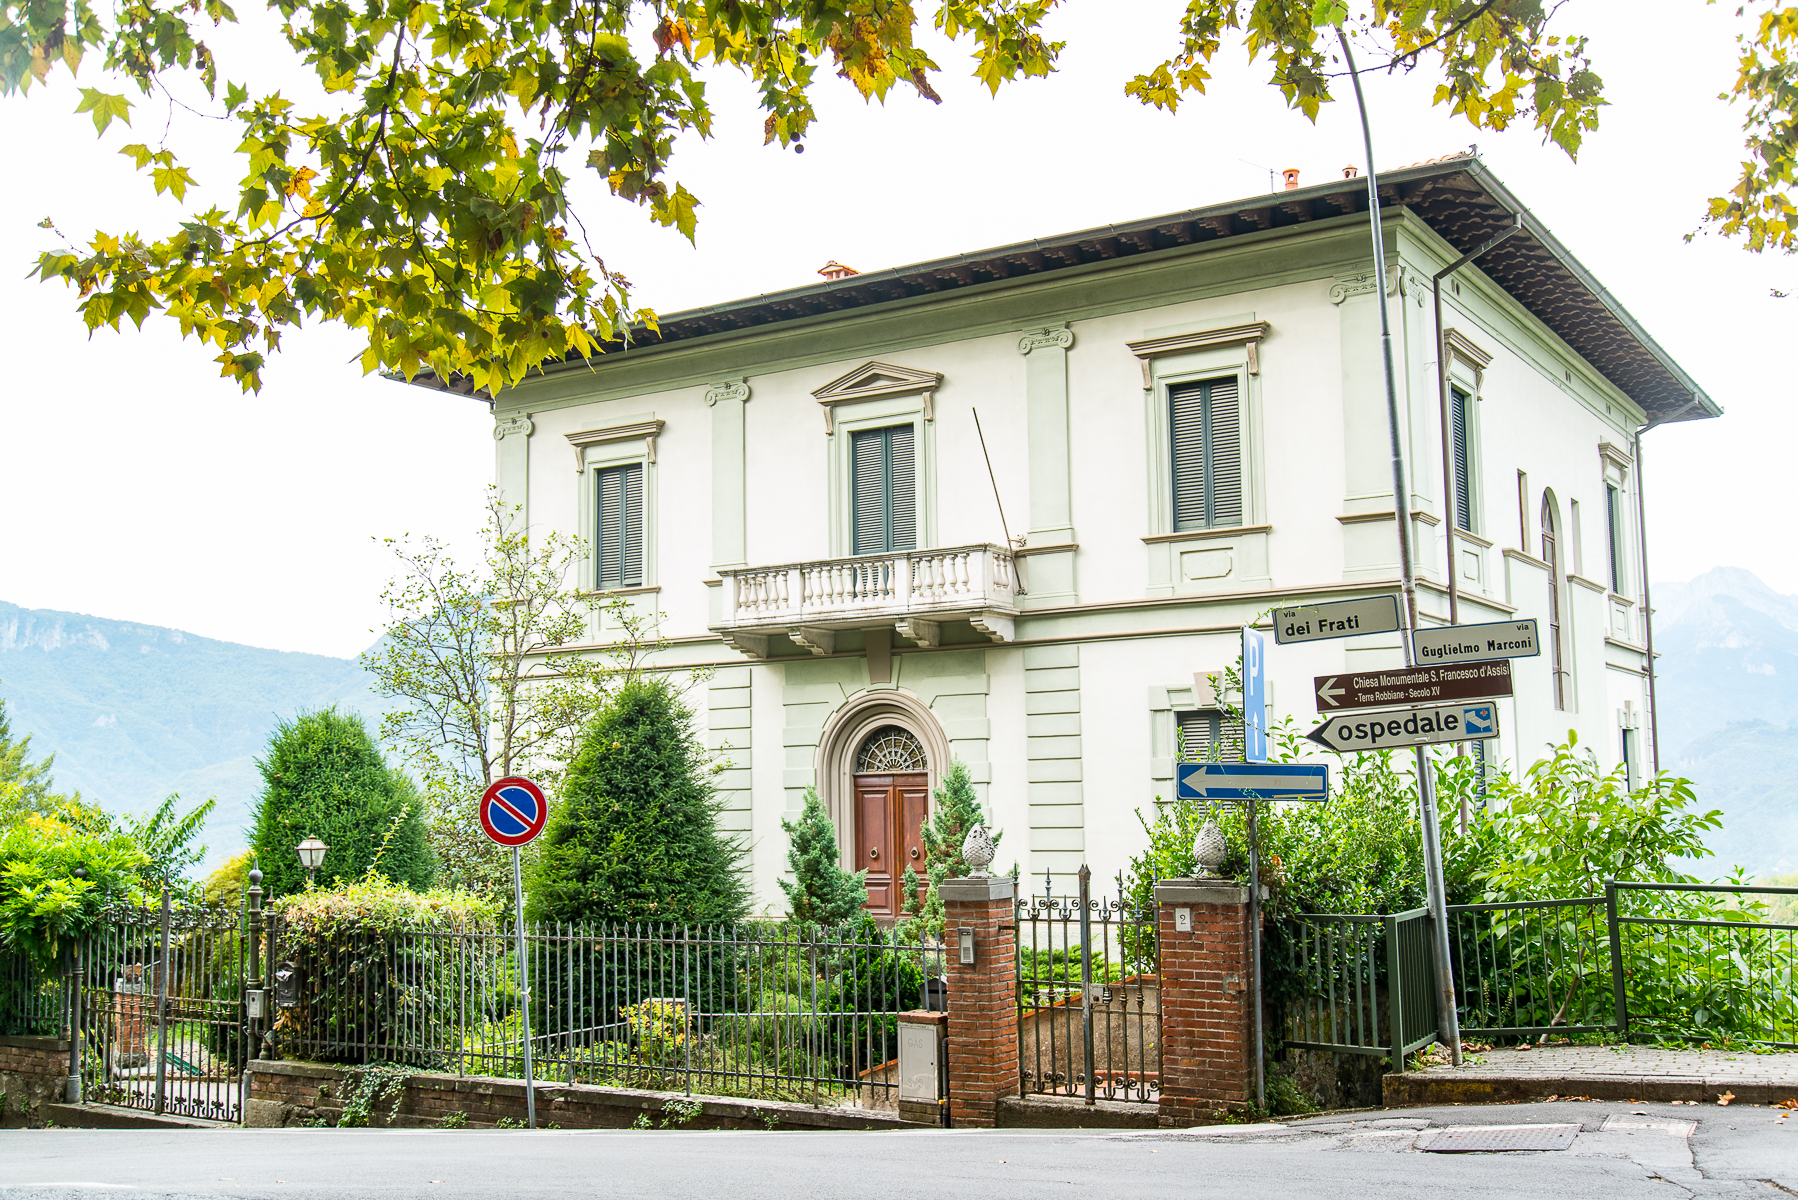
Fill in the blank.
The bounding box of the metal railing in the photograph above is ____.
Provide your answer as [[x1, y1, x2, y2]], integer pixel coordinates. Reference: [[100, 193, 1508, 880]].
[[1016, 868, 1160, 1105], [0, 950, 67, 1039], [1614, 882, 1798, 1049], [1445, 895, 1619, 1037], [80, 894, 248, 1122], [1281, 908, 1438, 1067], [269, 916, 945, 1105]]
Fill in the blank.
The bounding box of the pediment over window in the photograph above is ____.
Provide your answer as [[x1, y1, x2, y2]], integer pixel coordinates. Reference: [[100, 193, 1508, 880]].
[[811, 360, 943, 433]]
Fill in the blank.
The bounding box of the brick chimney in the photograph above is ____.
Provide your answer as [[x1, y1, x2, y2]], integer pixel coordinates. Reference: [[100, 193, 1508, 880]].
[[817, 260, 859, 281]]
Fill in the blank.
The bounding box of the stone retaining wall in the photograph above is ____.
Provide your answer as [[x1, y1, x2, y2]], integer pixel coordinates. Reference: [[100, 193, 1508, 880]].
[[0, 1036, 71, 1128], [243, 1060, 918, 1132]]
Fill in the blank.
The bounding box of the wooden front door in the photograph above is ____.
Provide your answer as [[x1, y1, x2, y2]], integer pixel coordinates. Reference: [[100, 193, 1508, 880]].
[[853, 771, 929, 918]]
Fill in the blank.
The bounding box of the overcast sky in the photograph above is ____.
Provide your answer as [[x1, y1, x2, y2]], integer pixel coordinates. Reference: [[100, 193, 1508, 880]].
[[0, 0, 1784, 660]]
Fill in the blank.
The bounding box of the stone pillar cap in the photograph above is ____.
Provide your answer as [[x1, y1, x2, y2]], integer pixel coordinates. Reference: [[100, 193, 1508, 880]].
[[937, 876, 1016, 902], [1154, 879, 1250, 906]]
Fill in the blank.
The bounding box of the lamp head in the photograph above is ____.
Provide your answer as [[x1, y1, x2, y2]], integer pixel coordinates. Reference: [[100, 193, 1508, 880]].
[[295, 837, 329, 871]]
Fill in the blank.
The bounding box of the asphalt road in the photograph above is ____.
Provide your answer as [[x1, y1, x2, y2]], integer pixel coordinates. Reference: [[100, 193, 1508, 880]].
[[2, 1101, 1792, 1200]]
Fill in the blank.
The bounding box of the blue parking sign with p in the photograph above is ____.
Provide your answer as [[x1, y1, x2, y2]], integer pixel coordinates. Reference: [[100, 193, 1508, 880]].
[[1243, 626, 1267, 763]]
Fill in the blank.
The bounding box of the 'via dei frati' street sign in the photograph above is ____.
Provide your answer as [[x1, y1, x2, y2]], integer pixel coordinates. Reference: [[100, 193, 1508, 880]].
[[1272, 596, 1400, 644]]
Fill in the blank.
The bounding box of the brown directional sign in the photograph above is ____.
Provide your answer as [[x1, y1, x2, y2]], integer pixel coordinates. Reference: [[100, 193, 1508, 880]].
[[1314, 659, 1513, 712]]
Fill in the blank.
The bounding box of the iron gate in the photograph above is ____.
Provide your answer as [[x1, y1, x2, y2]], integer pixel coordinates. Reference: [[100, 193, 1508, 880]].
[[1016, 866, 1160, 1104], [80, 893, 247, 1121]]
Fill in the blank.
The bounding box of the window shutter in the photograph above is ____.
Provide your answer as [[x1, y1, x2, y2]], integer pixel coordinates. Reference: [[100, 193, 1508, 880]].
[[620, 463, 643, 586], [1176, 708, 1245, 763], [1606, 484, 1624, 593], [852, 425, 916, 554], [1171, 378, 1242, 530], [852, 429, 887, 555], [1171, 384, 1208, 530], [888, 423, 916, 551], [595, 463, 643, 588], [1206, 378, 1242, 526], [1450, 387, 1473, 532]]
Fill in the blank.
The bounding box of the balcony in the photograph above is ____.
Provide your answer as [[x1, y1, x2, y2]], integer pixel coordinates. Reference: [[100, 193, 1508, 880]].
[[713, 544, 1020, 658]]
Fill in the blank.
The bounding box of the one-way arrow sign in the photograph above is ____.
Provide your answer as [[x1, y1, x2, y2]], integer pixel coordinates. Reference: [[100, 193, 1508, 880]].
[[1313, 659, 1512, 712], [1176, 762, 1329, 803]]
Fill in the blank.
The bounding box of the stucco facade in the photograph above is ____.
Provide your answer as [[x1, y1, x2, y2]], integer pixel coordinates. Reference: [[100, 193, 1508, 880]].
[[471, 157, 1717, 913]]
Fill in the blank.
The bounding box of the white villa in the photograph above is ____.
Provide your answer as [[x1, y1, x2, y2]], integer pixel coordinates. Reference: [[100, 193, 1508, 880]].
[[427, 153, 1719, 914]]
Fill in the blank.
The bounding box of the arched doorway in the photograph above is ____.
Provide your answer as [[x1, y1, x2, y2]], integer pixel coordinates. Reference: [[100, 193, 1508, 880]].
[[852, 726, 930, 918]]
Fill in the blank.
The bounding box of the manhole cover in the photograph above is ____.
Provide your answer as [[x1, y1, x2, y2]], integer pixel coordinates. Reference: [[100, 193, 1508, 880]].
[[1601, 1115, 1696, 1137], [1420, 1124, 1580, 1153]]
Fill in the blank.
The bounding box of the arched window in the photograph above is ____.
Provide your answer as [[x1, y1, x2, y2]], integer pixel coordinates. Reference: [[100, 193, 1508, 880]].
[[855, 726, 928, 773], [1541, 492, 1566, 710]]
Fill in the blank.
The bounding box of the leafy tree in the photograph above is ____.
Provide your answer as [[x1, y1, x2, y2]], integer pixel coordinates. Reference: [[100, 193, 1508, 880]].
[[778, 787, 867, 926], [0, 817, 147, 968], [364, 490, 617, 900], [15, 0, 1784, 394], [526, 678, 746, 924], [1477, 731, 1723, 902], [899, 758, 999, 940], [115, 793, 218, 890], [249, 708, 436, 898], [0, 690, 58, 818]]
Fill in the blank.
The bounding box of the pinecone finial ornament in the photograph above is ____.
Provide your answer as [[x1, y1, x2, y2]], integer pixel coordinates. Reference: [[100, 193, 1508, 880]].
[[961, 823, 997, 878], [1193, 816, 1229, 878]]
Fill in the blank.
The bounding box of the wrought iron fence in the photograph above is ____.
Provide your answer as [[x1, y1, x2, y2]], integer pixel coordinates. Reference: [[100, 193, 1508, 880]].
[[79, 893, 248, 1122], [1280, 908, 1438, 1067], [1015, 867, 1160, 1105], [1445, 895, 1620, 1038], [268, 915, 945, 1106], [0, 950, 67, 1038], [1614, 882, 1798, 1049]]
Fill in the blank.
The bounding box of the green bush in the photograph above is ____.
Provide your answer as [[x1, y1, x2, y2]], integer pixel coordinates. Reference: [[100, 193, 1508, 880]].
[[526, 679, 747, 924], [778, 787, 866, 926], [271, 877, 499, 1066], [249, 709, 437, 898]]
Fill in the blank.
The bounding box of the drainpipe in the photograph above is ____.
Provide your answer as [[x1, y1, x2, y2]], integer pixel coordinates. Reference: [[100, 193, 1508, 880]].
[[1635, 399, 1699, 775], [1434, 213, 1523, 626]]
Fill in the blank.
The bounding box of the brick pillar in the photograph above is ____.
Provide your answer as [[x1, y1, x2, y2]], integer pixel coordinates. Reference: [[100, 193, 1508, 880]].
[[1155, 877, 1253, 1126], [938, 876, 1018, 1128]]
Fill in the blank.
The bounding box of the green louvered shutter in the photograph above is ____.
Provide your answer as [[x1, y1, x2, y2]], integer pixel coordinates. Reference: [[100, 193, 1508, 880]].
[[595, 463, 643, 587], [1171, 378, 1243, 530], [1450, 386, 1473, 532], [1606, 483, 1624, 593], [851, 425, 917, 554]]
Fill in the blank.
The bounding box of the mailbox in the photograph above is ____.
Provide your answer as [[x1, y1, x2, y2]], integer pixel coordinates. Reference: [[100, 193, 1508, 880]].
[[274, 966, 299, 1008]]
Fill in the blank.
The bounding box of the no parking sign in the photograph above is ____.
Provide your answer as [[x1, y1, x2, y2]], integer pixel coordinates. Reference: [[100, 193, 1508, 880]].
[[479, 774, 548, 1129], [479, 776, 548, 846]]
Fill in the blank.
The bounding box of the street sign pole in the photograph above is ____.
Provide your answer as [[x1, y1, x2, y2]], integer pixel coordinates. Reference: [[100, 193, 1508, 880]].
[[1247, 795, 1264, 1111], [1340, 31, 1463, 1067], [481, 776, 550, 1128], [511, 844, 536, 1130]]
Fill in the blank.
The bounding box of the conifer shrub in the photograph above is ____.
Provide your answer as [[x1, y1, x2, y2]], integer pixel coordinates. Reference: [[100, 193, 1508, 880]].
[[899, 758, 1000, 942], [778, 787, 867, 927], [525, 679, 748, 1043], [526, 679, 747, 924], [249, 709, 437, 898]]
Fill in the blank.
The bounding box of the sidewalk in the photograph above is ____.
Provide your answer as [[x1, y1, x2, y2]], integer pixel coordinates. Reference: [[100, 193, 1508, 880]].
[[1384, 1042, 1798, 1107]]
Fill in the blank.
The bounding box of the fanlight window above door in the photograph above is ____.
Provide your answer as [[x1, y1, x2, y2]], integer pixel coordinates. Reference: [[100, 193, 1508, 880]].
[[855, 726, 928, 773]]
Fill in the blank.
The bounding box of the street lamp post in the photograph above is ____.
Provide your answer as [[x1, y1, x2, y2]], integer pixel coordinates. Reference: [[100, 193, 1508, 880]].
[[295, 838, 328, 888]]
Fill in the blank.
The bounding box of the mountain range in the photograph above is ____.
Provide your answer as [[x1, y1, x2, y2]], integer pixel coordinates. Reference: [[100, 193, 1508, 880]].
[[0, 601, 384, 871], [1, 565, 1794, 877]]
